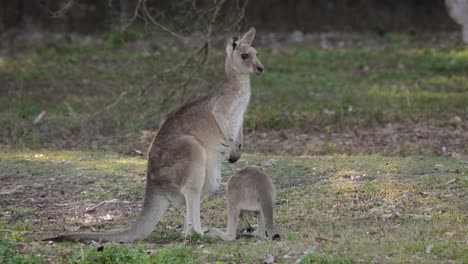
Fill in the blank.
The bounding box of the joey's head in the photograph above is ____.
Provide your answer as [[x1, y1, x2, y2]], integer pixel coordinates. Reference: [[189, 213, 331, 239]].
[[225, 27, 264, 76]]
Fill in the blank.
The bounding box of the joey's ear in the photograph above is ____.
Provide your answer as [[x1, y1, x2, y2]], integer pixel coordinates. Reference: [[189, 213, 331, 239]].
[[239, 27, 256, 45], [226, 35, 239, 54]]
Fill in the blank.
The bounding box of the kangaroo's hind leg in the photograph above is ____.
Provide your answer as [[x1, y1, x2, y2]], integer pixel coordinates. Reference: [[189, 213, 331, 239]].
[[177, 136, 207, 236]]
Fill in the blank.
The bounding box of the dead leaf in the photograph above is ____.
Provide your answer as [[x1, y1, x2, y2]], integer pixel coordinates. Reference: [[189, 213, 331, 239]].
[[315, 236, 337, 243], [446, 179, 456, 185], [444, 232, 456, 238], [420, 191, 441, 197], [368, 206, 384, 215], [263, 159, 277, 167], [146, 249, 157, 256], [380, 213, 395, 220], [425, 244, 433, 254], [263, 254, 276, 264], [303, 241, 318, 254]]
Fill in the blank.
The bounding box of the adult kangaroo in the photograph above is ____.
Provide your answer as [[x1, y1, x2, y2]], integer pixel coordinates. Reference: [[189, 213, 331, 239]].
[[45, 27, 264, 243]]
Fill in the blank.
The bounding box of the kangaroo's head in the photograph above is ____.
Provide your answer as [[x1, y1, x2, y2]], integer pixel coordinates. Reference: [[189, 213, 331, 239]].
[[225, 27, 264, 76]]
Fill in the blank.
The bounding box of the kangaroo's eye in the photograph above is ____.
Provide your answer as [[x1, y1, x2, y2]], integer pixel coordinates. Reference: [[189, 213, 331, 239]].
[[241, 53, 249, 60]]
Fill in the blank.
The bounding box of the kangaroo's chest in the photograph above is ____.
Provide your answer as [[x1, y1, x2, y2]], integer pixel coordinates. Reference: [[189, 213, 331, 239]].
[[228, 92, 250, 138]]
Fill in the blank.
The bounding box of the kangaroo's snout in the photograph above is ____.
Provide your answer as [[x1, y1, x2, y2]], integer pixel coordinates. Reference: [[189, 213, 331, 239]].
[[228, 154, 240, 163], [255, 65, 264, 74]]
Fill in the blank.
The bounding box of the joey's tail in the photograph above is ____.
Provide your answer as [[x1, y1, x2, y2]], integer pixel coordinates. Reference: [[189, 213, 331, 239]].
[[44, 193, 170, 243]]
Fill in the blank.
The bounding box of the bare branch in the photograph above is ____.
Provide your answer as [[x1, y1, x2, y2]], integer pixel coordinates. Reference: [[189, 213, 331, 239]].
[[121, 0, 144, 30], [205, 0, 227, 41], [41, 0, 75, 17], [142, 1, 185, 41], [224, 0, 249, 32]]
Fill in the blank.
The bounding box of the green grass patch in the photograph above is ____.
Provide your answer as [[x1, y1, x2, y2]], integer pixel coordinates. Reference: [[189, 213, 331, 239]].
[[1, 33, 466, 149], [300, 252, 351, 264]]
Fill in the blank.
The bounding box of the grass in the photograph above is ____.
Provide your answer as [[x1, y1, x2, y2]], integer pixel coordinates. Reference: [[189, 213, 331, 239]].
[[0, 30, 466, 262], [0, 32, 467, 149], [249, 43, 468, 129], [0, 151, 466, 263]]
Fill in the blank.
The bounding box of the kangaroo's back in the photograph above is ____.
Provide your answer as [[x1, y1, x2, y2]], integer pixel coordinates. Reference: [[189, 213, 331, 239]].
[[227, 167, 275, 211], [210, 167, 280, 241]]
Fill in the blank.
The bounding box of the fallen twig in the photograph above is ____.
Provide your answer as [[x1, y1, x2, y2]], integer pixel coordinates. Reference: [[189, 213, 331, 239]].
[[0, 186, 24, 195], [33, 111, 47, 124], [105, 92, 127, 111], [85, 199, 119, 213]]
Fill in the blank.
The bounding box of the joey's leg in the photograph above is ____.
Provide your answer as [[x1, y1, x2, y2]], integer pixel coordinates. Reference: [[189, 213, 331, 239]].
[[255, 211, 266, 238], [261, 200, 280, 239], [223, 204, 240, 240], [210, 204, 240, 241]]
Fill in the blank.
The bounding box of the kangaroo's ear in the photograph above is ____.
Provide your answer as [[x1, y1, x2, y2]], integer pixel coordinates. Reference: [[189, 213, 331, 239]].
[[226, 35, 239, 54], [239, 27, 256, 45]]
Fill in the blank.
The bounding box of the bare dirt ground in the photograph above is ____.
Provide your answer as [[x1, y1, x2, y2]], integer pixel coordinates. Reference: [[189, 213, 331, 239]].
[[0, 169, 145, 239], [244, 121, 467, 156]]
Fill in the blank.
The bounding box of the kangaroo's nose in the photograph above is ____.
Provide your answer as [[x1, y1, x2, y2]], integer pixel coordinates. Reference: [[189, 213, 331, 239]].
[[255, 66, 264, 74]]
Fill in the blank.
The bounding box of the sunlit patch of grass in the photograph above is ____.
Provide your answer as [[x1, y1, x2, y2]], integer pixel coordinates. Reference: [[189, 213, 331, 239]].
[[0, 151, 146, 175], [0, 57, 8, 69]]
